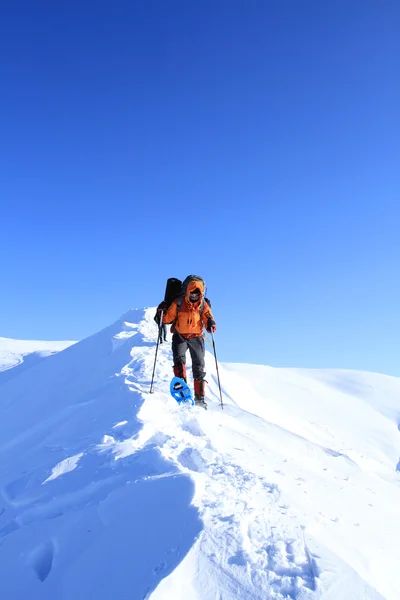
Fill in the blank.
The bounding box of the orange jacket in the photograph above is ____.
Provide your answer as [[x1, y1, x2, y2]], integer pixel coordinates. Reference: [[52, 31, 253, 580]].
[[163, 279, 214, 338]]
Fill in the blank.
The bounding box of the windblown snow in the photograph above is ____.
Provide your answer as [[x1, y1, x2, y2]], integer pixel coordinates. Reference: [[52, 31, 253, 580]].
[[0, 337, 76, 375], [0, 308, 399, 600]]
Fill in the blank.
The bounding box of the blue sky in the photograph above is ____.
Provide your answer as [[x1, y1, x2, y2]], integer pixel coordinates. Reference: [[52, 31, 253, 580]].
[[1, 1, 399, 376]]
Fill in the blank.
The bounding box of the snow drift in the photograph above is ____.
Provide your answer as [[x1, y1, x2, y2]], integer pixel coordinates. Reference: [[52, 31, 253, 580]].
[[0, 337, 75, 384], [0, 308, 399, 600]]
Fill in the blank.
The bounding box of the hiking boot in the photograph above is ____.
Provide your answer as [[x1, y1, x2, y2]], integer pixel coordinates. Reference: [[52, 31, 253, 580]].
[[194, 394, 207, 409]]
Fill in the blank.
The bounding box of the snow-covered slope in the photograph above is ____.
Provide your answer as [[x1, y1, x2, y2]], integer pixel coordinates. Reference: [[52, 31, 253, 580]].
[[0, 337, 76, 378], [0, 309, 399, 600]]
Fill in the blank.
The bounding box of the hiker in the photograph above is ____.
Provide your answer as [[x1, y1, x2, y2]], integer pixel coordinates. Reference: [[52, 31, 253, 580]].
[[158, 276, 216, 408], [154, 303, 168, 343], [159, 322, 167, 343]]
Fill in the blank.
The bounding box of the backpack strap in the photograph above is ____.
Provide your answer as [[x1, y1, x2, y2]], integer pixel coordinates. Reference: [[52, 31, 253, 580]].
[[199, 296, 205, 319], [199, 287, 209, 319], [176, 295, 184, 313]]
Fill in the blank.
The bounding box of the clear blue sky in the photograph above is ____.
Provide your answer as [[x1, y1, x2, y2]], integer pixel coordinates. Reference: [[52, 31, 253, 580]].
[[1, 1, 399, 376]]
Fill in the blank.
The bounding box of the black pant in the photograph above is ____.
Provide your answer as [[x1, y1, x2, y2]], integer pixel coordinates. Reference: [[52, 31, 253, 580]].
[[159, 324, 167, 343], [172, 333, 205, 380]]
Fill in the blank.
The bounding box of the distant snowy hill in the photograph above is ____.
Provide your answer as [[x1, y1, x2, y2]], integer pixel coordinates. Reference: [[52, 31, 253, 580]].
[[0, 309, 399, 600], [0, 337, 76, 374]]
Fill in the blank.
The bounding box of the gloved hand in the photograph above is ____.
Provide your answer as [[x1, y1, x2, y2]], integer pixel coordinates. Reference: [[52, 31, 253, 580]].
[[154, 301, 167, 324], [158, 301, 167, 312], [206, 318, 216, 333]]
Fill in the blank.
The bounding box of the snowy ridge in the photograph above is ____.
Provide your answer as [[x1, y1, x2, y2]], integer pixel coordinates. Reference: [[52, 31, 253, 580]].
[[0, 337, 76, 373], [0, 308, 399, 600]]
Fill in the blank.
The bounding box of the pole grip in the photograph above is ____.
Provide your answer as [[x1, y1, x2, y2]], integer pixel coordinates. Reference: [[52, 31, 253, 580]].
[[150, 309, 164, 394]]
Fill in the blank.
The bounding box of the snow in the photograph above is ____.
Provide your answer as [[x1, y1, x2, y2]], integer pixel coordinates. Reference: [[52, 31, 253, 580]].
[[0, 337, 76, 376], [0, 308, 399, 600], [42, 454, 84, 484]]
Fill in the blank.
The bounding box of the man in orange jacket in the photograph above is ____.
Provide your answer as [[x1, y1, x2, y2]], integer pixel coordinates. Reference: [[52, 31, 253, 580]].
[[160, 278, 216, 408]]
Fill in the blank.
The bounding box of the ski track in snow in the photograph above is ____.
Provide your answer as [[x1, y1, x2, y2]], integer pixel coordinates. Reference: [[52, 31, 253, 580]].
[[0, 308, 399, 600]]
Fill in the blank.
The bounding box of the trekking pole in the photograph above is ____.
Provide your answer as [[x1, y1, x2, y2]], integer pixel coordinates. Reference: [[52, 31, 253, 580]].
[[211, 331, 224, 409], [150, 310, 163, 394]]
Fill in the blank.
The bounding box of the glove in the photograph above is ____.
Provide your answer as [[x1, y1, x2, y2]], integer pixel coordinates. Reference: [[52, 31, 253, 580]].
[[154, 301, 167, 324], [206, 317, 216, 333]]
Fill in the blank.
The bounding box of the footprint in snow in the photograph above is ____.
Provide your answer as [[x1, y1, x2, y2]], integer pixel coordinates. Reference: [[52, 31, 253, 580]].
[[177, 448, 206, 473], [180, 418, 204, 438], [266, 537, 318, 596], [27, 539, 55, 582]]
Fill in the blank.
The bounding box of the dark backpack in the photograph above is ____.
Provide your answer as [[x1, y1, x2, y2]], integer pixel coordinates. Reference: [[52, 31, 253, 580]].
[[164, 277, 183, 307], [154, 277, 182, 324]]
